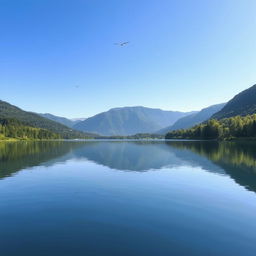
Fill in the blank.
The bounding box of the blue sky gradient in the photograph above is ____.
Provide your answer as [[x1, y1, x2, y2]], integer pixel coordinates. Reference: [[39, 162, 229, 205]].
[[1, 0, 256, 118]]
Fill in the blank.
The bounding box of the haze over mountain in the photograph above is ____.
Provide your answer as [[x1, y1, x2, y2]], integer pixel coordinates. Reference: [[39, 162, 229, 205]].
[[39, 113, 82, 128], [212, 84, 256, 119], [74, 106, 193, 136], [158, 103, 226, 134], [0, 100, 93, 138]]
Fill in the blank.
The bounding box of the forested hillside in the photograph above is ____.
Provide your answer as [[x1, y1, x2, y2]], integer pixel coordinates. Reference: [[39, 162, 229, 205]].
[[0, 118, 60, 140], [166, 114, 256, 140], [0, 100, 94, 139], [213, 84, 256, 119]]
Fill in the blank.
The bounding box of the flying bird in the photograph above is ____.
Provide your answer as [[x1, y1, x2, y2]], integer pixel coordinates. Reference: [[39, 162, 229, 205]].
[[114, 41, 130, 46]]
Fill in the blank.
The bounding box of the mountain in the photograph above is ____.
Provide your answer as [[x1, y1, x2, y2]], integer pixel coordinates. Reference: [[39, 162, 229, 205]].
[[73, 106, 192, 136], [212, 84, 256, 119], [157, 103, 225, 134], [39, 113, 82, 128], [0, 100, 94, 138]]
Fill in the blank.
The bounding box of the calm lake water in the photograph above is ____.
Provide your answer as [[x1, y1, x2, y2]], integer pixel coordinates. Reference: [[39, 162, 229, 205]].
[[1, 140, 256, 256]]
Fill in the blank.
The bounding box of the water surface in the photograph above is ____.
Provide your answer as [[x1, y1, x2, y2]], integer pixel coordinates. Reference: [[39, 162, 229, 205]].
[[1, 140, 256, 256]]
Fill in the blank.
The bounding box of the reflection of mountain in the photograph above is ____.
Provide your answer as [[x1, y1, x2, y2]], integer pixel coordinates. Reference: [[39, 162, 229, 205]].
[[73, 141, 184, 171], [1, 140, 256, 194], [72, 141, 223, 173]]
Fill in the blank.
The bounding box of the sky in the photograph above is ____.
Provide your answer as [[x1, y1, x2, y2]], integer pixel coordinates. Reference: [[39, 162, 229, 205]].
[[1, 0, 256, 118]]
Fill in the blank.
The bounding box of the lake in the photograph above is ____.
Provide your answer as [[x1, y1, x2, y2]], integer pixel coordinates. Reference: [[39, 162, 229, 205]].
[[0, 140, 256, 256]]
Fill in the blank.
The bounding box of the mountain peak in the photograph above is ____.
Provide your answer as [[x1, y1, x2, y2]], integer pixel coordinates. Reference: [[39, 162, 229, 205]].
[[73, 106, 192, 136]]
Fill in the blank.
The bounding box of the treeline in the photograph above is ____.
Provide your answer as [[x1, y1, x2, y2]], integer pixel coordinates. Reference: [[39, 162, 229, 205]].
[[165, 114, 256, 140], [0, 118, 60, 140]]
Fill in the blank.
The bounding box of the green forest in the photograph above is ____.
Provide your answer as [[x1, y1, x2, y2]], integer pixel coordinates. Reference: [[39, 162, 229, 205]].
[[165, 114, 256, 140], [0, 100, 95, 139], [0, 118, 61, 140]]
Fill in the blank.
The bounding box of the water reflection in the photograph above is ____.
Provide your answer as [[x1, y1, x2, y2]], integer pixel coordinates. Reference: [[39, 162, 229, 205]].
[[1, 140, 256, 193], [0, 141, 85, 178], [168, 141, 256, 192]]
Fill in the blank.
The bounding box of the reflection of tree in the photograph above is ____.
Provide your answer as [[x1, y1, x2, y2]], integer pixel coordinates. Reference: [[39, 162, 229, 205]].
[[0, 141, 84, 179], [167, 141, 256, 171], [1, 140, 256, 194], [167, 141, 256, 192]]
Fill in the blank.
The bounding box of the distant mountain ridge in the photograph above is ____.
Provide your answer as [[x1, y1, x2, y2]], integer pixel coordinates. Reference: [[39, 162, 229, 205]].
[[39, 113, 82, 128], [3, 84, 255, 139], [74, 106, 193, 136], [212, 84, 256, 119], [157, 103, 226, 134]]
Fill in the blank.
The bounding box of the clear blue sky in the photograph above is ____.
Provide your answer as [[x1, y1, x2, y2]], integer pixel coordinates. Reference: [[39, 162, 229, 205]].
[[1, 0, 256, 118]]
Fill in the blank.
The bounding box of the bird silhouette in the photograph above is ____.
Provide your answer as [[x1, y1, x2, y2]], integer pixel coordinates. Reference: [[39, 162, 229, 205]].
[[114, 41, 130, 46]]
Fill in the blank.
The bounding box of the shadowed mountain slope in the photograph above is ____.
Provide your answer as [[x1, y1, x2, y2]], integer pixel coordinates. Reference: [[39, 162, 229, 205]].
[[157, 103, 225, 134], [213, 84, 256, 119]]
